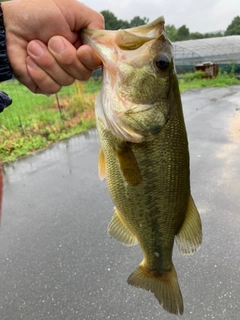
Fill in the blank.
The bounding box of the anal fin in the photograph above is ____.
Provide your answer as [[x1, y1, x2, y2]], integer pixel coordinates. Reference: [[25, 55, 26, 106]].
[[176, 195, 202, 255], [108, 207, 138, 246]]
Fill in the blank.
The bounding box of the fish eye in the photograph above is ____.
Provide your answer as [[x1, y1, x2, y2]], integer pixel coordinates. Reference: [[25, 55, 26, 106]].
[[155, 55, 170, 71]]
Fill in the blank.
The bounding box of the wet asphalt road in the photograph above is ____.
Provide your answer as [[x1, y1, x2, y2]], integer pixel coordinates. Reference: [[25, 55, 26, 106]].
[[1, 86, 240, 320]]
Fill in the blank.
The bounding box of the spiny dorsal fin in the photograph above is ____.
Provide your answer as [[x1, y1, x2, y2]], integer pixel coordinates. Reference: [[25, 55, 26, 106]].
[[108, 207, 138, 246], [98, 148, 106, 181], [175, 195, 202, 255]]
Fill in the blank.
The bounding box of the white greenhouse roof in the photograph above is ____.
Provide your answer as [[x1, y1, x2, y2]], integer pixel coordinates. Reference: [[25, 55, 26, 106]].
[[172, 36, 240, 66]]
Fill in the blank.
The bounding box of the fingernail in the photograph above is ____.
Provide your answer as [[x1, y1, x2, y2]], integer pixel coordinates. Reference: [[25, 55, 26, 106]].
[[26, 57, 38, 69], [49, 38, 65, 54], [28, 41, 44, 57]]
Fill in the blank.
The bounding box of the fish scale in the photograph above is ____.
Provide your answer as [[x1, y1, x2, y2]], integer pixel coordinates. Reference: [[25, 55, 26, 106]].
[[82, 16, 202, 315]]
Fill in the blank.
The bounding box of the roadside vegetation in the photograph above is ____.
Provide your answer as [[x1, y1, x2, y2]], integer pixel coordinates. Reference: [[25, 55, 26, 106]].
[[0, 80, 100, 162], [179, 65, 240, 92], [0, 70, 239, 162]]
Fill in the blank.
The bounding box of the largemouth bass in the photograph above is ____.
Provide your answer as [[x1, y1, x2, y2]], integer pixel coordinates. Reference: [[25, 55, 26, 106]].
[[82, 17, 202, 315]]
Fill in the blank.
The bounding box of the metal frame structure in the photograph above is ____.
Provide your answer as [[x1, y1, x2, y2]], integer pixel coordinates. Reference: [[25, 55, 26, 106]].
[[172, 36, 240, 72]]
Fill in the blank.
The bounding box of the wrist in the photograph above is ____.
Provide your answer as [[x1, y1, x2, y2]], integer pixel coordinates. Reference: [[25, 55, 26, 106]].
[[0, 2, 13, 82]]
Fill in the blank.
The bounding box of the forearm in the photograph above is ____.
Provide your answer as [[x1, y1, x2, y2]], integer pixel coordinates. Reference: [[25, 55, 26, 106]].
[[0, 2, 12, 82], [0, 3, 12, 112]]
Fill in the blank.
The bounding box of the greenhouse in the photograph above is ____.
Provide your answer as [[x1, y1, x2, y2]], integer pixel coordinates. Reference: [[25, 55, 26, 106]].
[[172, 35, 240, 73]]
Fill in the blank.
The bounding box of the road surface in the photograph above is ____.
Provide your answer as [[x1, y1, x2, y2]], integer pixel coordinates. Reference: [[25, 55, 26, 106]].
[[1, 86, 240, 319]]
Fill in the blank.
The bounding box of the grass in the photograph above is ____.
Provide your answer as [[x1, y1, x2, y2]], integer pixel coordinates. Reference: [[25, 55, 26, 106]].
[[179, 69, 240, 92], [0, 79, 100, 162], [0, 70, 239, 163]]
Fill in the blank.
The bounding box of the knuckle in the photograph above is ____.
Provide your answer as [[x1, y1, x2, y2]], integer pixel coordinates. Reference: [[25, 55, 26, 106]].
[[40, 56, 56, 70], [62, 58, 74, 67], [30, 72, 61, 94], [77, 70, 92, 82], [60, 52, 76, 67], [40, 84, 62, 94], [61, 76, 75, 86]]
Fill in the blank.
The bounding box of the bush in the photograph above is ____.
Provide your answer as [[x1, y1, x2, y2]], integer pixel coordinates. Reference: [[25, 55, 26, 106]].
[[181, 71, 205, 82]]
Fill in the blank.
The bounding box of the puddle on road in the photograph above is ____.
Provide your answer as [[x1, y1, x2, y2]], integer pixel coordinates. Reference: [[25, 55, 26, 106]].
[[229, 109, 240, 142], [222, 88, 240, 142], [215, 91, 240, 190], [3, 129, 99, 183], [222, 91, 240, 143]]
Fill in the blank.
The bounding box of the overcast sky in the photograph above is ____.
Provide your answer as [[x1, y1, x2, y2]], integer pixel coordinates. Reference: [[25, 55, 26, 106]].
[[85, 0, 239, 33]]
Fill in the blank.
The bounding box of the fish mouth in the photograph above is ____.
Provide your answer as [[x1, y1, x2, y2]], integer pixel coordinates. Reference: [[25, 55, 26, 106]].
[[81, 17, 173, 143], [121, 16, 165, 38], [82, 16, 165, 38], [81, 16, 166, 62]]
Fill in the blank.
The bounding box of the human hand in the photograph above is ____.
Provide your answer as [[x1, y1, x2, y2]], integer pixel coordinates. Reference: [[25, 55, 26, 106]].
[[2, 0, 104, 94]]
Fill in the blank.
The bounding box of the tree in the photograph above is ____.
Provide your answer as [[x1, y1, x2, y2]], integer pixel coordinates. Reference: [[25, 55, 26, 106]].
[[190, 32, 204, 40], [225, 16, 240, 35], [165, 24, 178, 41], [100, 10, 119, 30], [204, 31, 223, 39], [129, 16, 149, 27], [101, 10, 129, 30], [101, 11, 150, 30], [176, 25, 190, 41], [100, 10, 225, 41], [118, 19, 130, 29]]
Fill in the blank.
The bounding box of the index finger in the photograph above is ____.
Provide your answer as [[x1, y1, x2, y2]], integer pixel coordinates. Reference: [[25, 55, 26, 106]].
[[73, 3, 104, 30]]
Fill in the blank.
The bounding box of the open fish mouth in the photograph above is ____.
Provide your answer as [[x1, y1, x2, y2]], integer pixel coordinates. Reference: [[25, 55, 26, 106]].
[[81, 16, 166, 63], [81, 17, 174, 143]]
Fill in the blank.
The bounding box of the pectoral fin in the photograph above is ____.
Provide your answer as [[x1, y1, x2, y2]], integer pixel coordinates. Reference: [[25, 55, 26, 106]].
[[98, 148, 106, 181], [115, 142, 142, 185], [108, 207, 138, 246], [175, 195, 202, 255]]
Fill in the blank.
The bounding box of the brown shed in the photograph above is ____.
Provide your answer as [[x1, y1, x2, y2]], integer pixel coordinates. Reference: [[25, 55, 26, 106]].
[[195, 61, 218, 79]]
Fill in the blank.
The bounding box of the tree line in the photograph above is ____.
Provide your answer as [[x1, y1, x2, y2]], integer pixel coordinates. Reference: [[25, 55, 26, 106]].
[[101, 10, 149, 30], [101, 11, 240, 41]]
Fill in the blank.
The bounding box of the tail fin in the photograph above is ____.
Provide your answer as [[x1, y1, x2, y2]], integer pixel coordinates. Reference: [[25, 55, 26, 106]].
[[127, 262, 183, 315]]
